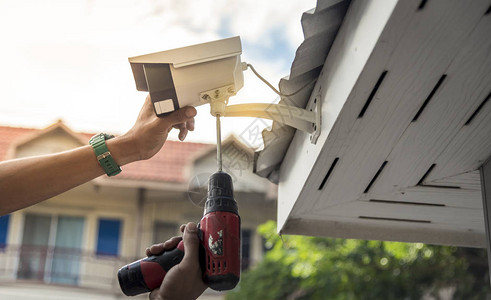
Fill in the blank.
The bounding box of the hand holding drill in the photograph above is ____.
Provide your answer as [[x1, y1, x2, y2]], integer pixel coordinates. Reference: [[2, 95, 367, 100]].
[[147, 223, 207, 300]]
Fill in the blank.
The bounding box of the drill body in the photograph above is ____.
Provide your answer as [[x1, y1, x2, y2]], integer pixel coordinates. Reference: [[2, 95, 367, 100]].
[[118, 171, 240, 296], [200, 171, 240, 290]]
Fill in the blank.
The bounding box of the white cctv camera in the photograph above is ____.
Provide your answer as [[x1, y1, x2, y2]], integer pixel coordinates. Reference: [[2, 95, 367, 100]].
[[129, 36, 244, 116]]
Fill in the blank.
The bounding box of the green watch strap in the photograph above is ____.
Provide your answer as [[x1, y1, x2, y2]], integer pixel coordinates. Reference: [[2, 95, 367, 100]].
[[89, 133, 122, 177]]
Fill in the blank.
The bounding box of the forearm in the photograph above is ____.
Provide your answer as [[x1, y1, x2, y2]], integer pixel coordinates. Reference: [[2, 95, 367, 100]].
[[0, 95, 196, 215], [0, 135, 138, 215]]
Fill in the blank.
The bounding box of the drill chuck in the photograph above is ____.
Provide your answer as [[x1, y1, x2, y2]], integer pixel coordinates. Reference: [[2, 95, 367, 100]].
[[205, 171, 238, 215]]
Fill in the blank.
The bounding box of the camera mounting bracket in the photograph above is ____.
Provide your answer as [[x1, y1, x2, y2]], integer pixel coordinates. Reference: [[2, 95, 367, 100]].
[[200, 87, 321, 144]]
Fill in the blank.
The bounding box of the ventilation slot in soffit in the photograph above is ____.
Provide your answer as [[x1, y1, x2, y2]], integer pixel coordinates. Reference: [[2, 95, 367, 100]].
[[417, 164, 460, 189]]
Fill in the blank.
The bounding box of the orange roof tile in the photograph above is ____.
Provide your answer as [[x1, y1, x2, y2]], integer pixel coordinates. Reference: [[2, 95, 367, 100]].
[[0, 126, 36, 160], [119, 140, 211, 182], [0, 124, 211, 183]]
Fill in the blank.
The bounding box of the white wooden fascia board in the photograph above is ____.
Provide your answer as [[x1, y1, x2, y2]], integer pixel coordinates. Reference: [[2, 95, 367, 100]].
[[277, 0, 400, 233], [359, 187, 483, 209], [305, 212, 483, 235], [281, 217, 485, 247], [318, 201, 484, 229]]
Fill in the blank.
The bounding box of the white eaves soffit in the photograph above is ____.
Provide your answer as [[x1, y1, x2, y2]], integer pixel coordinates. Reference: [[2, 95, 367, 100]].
[[278, 0, 491, 247]]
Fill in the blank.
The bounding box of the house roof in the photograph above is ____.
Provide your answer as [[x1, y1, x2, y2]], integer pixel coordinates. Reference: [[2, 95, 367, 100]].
[[0, 123, 211, 184], [0, 126, 36, 161], [276, 0, 491, 248], [192, 134, 254, 163], [118, 140, 212, 183], [7, 120, 89, 155], [253, 0, 352, 183]]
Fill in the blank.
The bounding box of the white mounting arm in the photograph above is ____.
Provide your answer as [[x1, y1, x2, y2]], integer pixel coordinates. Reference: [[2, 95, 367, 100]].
[[224, 103, 317, 134], [201, 85, 321, 144]]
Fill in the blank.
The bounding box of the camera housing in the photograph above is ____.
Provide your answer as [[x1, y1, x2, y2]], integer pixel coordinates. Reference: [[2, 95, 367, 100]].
[[129, 36, 244, 116]]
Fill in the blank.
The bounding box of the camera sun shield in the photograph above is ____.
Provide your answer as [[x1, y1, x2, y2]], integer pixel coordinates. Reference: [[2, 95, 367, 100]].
[[129, 36, 244, 117]]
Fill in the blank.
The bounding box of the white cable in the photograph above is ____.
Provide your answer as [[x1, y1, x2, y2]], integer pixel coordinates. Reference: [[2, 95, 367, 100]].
[[246, 63, 282, 96], [244, 63, 317, 99]]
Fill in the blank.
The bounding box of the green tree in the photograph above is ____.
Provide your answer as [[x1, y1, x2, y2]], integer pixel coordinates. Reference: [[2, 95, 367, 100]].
[[227, 221, 490, 300]]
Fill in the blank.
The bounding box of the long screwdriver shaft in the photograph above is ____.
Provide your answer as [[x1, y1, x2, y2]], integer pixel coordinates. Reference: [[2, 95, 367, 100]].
[[216, 115, 222, 172]]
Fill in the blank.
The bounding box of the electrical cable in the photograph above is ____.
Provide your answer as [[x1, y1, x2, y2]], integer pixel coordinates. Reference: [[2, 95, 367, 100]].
[[245, 63, 317, 99], [246, 64, 282, 96]]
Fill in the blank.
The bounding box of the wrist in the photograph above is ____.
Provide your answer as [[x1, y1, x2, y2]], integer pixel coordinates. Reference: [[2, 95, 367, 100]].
[[106, 134, 140, 166]]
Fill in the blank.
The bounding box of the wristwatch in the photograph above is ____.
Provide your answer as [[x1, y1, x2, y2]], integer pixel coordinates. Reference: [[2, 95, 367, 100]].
[[89, 133, 122, 177]]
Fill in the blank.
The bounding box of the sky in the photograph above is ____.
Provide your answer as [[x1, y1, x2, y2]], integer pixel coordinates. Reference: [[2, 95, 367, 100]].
[[0, 0, 316, 144]]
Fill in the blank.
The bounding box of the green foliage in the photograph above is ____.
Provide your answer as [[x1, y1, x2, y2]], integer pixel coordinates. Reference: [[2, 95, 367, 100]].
[[226, 221, 490, 300]]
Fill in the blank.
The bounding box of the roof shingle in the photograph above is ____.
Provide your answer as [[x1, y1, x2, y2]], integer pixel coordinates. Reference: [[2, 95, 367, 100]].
[[0, 124, 211, 183]]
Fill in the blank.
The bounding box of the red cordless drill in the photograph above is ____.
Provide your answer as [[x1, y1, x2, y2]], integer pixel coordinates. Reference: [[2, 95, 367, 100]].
[[117, 116, 241, 296], [117, 171, 240, 296]]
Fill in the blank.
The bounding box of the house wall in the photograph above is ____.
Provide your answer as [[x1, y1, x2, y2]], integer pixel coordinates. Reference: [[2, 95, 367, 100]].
[[1, 182, 275, 292], [15, 128, 85, 158], [1, 183, 138, 291], [0, 129, 277, 297], [191, 141, 273, 194]]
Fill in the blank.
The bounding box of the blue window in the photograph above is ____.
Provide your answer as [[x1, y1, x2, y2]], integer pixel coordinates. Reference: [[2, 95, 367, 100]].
[[96, 219, 121, 256], [0, 215, 10, 249]]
